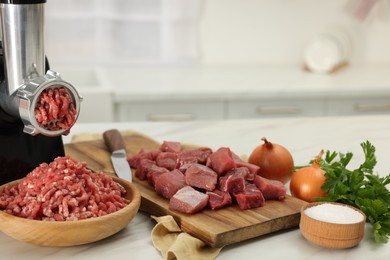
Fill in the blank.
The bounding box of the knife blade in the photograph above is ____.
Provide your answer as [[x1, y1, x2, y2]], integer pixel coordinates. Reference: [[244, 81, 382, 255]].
[[103, 129, 132, 182]]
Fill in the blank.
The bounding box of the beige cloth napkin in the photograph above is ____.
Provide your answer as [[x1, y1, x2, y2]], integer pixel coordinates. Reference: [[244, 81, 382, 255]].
[[151, 215, 222, 260]]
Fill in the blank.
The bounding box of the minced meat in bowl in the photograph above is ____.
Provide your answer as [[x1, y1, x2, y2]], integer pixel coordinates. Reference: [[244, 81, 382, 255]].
[[0, 156, 141, 246]]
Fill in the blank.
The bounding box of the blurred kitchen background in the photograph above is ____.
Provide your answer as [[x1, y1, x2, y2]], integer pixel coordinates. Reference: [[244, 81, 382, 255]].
[[45, 0, 390, 123]]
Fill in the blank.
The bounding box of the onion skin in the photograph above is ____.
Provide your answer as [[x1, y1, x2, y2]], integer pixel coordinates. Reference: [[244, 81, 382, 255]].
[[248, 137, 294, 184], [289, 150, 328, 202]]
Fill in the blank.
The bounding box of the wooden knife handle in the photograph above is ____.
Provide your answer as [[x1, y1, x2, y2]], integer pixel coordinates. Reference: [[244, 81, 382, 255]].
[[103, 129, 126, 152]]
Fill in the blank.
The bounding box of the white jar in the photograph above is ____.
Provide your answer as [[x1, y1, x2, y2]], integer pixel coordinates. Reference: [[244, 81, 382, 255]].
[[304, 28, 352, 73]]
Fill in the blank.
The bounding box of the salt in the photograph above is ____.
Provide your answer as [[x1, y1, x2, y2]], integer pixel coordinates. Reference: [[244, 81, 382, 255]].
[[304, 203, 364, 224]]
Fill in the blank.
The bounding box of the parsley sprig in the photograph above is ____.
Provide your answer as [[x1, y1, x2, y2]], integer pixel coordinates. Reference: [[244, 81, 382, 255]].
[[313, 141, 390, 243]]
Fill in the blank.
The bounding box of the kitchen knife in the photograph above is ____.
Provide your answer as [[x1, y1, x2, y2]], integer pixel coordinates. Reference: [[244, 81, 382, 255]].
[[103, 129, 132, 182]]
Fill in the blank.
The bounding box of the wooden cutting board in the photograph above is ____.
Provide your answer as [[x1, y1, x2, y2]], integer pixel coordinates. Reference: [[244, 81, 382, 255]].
[[64, 131, 308, 248]]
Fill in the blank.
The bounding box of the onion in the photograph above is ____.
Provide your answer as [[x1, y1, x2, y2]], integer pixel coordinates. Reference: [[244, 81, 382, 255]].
[[289, 150, 328, 202], [248, 137, 294, 184]]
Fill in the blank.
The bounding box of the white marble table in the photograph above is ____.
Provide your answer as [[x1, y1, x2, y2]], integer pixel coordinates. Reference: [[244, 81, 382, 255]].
[[2, 115, 390, 259]]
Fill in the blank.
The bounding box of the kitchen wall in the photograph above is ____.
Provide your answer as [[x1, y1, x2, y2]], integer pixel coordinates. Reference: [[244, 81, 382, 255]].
[[44, 0, 390, 122], [46, 0, 390, 66], [199, 0, 390, 65]]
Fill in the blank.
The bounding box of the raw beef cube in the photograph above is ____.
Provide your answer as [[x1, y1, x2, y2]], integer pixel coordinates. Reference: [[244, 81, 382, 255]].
[[231, 152, 260, 180], [146, 165, 170, 187], [178, 158, 198, 173], [234, 184, 265, 210], [227, 167, 250, 178], [218, 168, 248, 193], [135, 159, 156, 180], [155, 169, 186, 199], [206, 147, 236, 175], [207, 189, 232, 210], [128, 148, 160, 168], [169, 186, 209, 214], [156, 152, 178, 171], [184, 164, 218, 191], [160, 141, 182, 153], [179, 147, 213, 165], [254, 175, 286, 201]]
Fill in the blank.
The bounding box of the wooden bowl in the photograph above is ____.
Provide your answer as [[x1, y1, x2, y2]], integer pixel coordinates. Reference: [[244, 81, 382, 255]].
[[0, 176, 141, 247], [300, 202, 366, 249]]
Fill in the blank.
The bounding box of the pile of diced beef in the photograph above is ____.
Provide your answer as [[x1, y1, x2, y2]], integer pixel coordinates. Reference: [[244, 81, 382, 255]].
[[128, 141, 286, 214]]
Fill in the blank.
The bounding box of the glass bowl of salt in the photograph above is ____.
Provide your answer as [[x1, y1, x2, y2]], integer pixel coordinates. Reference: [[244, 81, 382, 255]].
[[300, 202, 366, 249]]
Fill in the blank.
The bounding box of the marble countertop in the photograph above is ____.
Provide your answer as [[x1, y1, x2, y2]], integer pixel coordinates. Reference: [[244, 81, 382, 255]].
[[2, 115, 390, 259]]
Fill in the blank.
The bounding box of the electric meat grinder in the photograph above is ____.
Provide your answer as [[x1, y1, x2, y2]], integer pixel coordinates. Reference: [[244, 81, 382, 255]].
[[0, 0, 82, 185]]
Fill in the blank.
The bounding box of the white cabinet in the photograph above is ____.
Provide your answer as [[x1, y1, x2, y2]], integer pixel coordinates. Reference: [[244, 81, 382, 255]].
[[115, 100, 225, 121], [57, 65, 390, 122], [114, 96, 390, 121], [227, 99, 326, 119], [77, 88, 113, 123], [327, 97, 390, 116]]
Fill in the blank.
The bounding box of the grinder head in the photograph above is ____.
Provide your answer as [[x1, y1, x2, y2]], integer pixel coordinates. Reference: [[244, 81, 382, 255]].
[[17, 70, 82, 136]]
